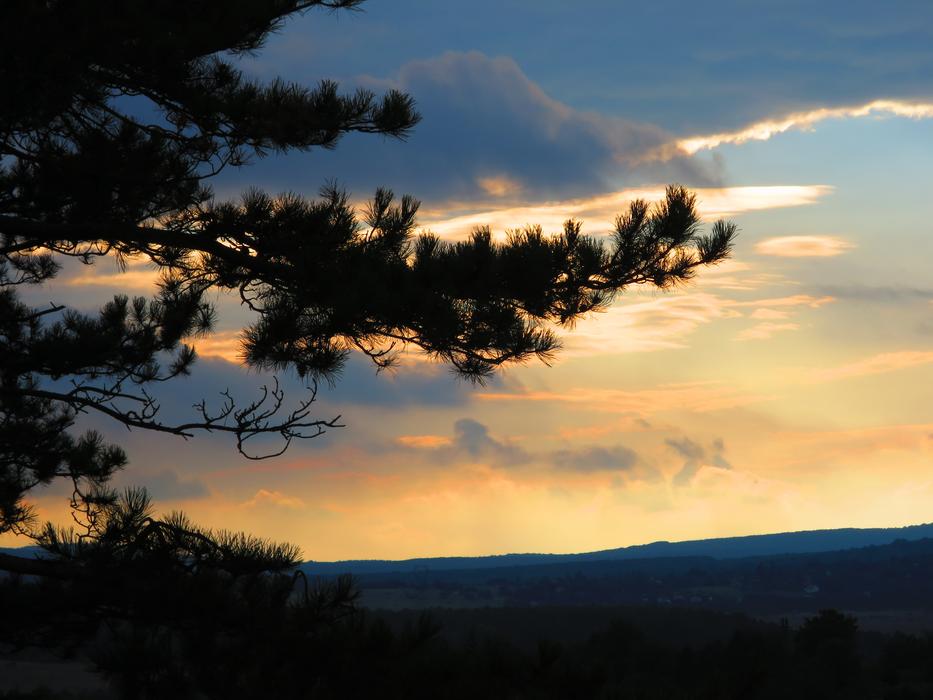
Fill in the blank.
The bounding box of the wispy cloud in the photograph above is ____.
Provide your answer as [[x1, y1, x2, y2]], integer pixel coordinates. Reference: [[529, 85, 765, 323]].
[[735, 322, 800, 341], [678, 99, 933, 154], [63, 256, 159, 290], [551, 445, 661, 482], [557, 292, 834, 356], [557, 293, 738, 355], [476, 174, 523, 197], [67, 268, 160, 289], [551, 444, 639, 472], [771, 423, 933, 465], [809, 285, 933, 304], [420, 185, 833, 240], [813, 351, 933, 382], [241, 488, 306, 510], [479, 381, 772, 415], [395, 418, 530, 467], [396, 420, 661, 481], [755, 235, 855, 258], [731, 295, 833, 342], [693, 260, 788, 292], [731, 295, 835, 309], [750, 308, 791, 320]]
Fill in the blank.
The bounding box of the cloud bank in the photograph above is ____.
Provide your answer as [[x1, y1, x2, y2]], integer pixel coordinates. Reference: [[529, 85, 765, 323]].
[[252, 1, 933, 136], [218, 51, 716, 202]]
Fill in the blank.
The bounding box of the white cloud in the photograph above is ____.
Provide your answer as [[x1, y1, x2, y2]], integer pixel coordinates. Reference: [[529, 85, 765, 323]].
[[813, 351, 933, 382], [755, 235, 855, 258], [555, 292, 835, 356], [735, 322, 800, 341], [420, 185, 833, 240], [678, 99, 933, 154], [557, 293, 738, 355]]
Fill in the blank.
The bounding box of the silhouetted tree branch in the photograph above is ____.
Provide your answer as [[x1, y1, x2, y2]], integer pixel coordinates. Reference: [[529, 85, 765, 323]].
[[0, 1, 734, 578]]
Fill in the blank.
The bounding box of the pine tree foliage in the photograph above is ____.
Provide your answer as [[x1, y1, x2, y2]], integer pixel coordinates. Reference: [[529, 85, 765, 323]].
[[0, 2, 734, 548], [36, 487, 302, 578]]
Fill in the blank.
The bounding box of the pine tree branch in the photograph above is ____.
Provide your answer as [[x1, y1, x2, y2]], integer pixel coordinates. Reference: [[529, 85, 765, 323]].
[[17, 381, 342, 460], [0, 216, 270, 274]]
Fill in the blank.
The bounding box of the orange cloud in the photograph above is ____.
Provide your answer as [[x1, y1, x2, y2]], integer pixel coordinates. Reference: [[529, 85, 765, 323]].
[[755, 235, 855, 258], [67, 268, 161, 289], [241, 488, 305, 510], [476, 174, 523, 197], [772, 423, 933, 465], [396, 434, 454, 449], [60, 252, 193, 292], [190, 331, 243, 363], [678, 99, 933, 154], [813, 351, 933, 382]]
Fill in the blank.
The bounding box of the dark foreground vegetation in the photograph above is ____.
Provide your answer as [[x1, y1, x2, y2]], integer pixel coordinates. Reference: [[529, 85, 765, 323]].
[[8, 499, 933, 699], [6, 586, 933, 699]]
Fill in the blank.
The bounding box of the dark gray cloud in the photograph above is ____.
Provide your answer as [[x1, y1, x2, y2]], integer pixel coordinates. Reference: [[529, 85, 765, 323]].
[[241, 1, 933, 135], [810, 285, 933, 304], [667, 437, 732, 486], [217, 51, 717, 202], [323, 353, 479, 408], [395, 418, 664, 481], [551, 445, 638, 473], [550, 444, 661, 483], [139, 353, 472, 422], [450, 418, 530, 466], [666, 437, 705, 462], [124, 469, 209, 502]]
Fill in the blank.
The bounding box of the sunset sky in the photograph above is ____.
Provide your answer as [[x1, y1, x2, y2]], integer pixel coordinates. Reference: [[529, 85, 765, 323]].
[[12, 1, 933, 561]]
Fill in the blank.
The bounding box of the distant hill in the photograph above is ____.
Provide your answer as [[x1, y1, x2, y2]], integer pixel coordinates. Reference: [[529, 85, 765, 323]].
[[0, 545, 46, 560], [300, 522, 933, 576], [351, 536, 933, 617], [7, 522, 933, 583]]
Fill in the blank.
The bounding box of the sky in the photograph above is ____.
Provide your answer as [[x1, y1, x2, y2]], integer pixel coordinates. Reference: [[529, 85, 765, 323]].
[[10, 1, 933, 561]]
